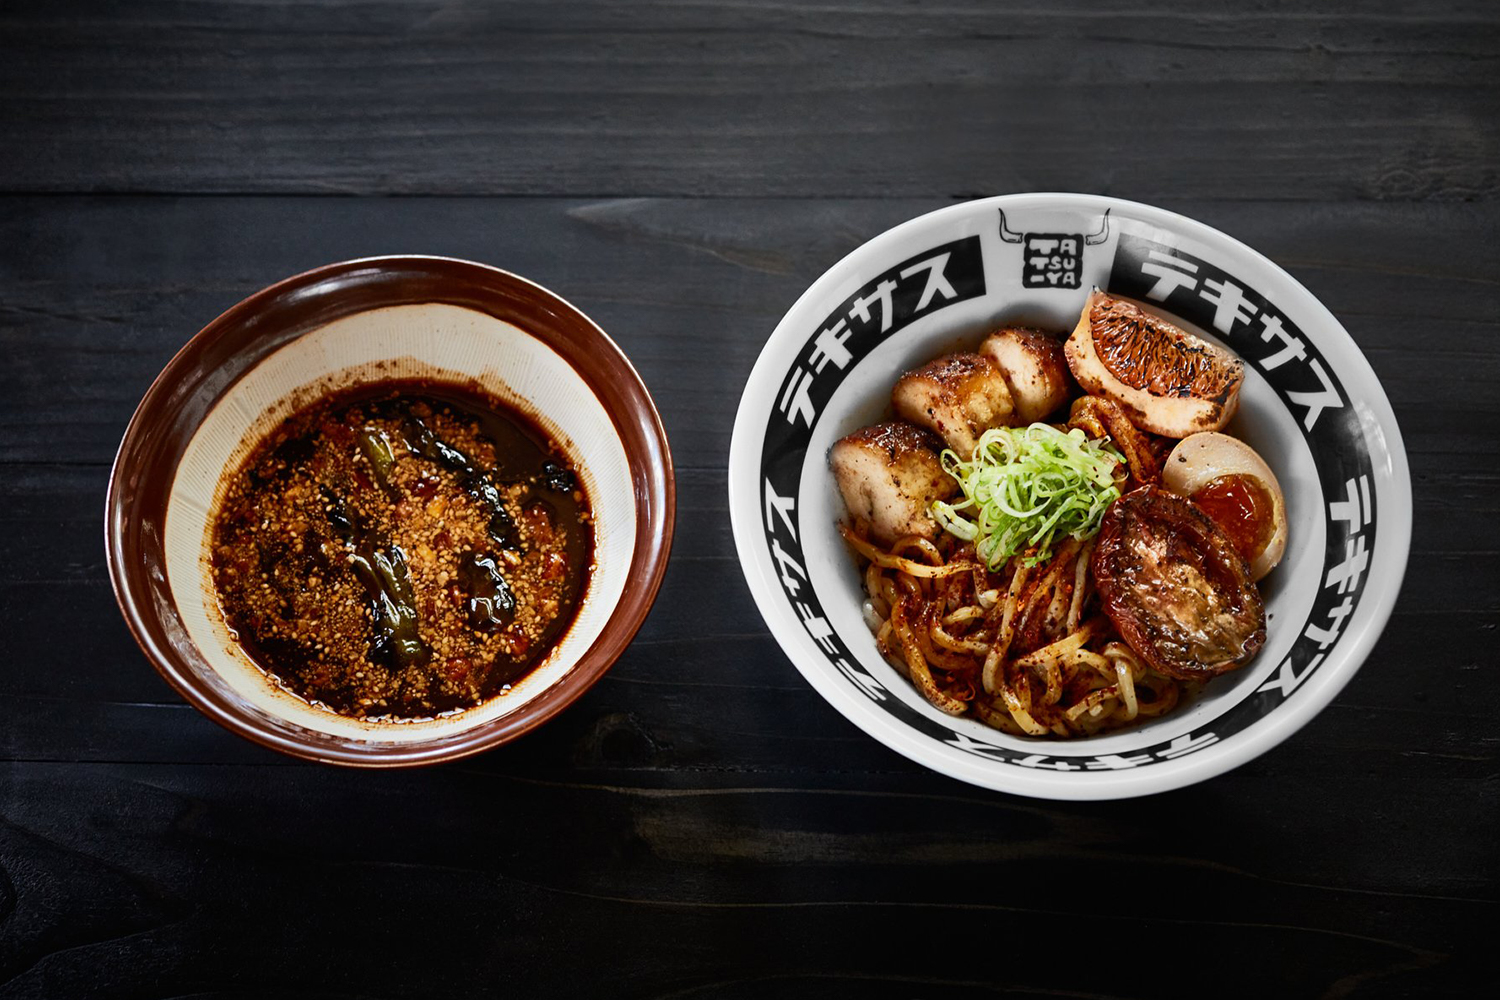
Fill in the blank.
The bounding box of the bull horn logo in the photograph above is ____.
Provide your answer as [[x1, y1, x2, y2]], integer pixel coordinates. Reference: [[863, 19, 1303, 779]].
[[1084, 208, 1112, 246], [997, 208, 1023, 244]]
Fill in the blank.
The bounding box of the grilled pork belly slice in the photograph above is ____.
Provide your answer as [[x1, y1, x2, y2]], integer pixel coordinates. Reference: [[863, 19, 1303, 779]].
[[830, 422, 957, 545], [1064, 290, 1244, 438], [891, 352, 1016, 459], [979, 326, 1072, 424]]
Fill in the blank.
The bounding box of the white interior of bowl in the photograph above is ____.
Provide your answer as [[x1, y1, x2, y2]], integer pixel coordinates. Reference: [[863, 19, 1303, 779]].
[[797, 304, 1326, 757], [163, 302, 635, 743]]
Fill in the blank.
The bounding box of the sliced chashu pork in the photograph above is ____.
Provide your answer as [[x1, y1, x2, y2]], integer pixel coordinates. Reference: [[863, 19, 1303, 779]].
[[891, 352, 1015, 459], [830, 421, 956, 545], [979, 326, 1072, 424]]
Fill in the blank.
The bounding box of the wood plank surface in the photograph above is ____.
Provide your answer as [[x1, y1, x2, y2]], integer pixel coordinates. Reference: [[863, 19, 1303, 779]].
[[1, 1, 1497, 998], [1, 1, 1497, 200]]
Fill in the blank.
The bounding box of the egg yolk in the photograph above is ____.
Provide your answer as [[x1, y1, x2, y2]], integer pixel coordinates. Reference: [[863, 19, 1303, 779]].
[[1191, 474, 1276, 566]]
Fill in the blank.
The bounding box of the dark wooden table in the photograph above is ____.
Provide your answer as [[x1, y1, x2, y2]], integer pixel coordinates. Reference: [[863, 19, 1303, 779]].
[[2, 3, 1496, 997]]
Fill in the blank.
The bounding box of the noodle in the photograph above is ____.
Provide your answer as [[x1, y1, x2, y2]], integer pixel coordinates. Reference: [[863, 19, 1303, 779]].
[[889, 596, 967, 715], [844, 521, 1187, 738], [1013, 619, 1098, 669], [1069, 396, 1161, 487], [942, 606, 984, 627], [839, 523, 976, 578], [931, 621, 991, 657], [1114, 658, 1139, 721], [1066, 537, 1094, 633]]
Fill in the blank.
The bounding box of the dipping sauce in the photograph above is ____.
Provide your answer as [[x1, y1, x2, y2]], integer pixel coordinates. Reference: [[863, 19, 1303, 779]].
[[1190, 473, 1276, 568], [210, 380, 592, 720]]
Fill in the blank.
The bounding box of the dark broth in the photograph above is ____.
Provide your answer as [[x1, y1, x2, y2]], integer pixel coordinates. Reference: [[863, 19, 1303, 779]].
[[210, 380, 592, 720]]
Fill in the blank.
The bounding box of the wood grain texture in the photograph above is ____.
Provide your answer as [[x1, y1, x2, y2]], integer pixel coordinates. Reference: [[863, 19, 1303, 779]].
[[1, 1, 1498, 199], [1, 193, 1495, 1000], [1, 1, 1497, 997]]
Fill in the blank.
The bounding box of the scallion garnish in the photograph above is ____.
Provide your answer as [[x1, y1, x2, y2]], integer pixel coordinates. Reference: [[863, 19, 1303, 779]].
[[931, 424, 1123, 569]]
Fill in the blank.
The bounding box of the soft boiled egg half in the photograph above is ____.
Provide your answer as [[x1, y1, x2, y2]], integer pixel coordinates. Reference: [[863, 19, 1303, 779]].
[[1162, 432, 1287, 581]]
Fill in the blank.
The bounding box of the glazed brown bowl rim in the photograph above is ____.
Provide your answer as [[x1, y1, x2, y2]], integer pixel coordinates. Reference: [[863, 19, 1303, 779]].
[[105, 255, 676, 766]]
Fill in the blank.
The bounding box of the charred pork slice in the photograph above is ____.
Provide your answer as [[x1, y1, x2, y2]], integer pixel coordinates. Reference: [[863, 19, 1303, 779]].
[[979, 326, 1072, 424], [830, 421, 957, 545], [891, 352, 1015, 459]]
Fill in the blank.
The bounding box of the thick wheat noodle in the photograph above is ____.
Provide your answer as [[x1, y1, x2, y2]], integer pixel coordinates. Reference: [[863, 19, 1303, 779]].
[[864, 564, 891, 620], [900, 599, 960, 668], [1065, 684, 1121, 721], [940, 570, 961, 611], [1008, 659, 1035, 713], [1064, 648, 1112, 672], [1060, 646, 1122, 716], [891, 535, 944, 564], [1045, 643, 1141, 724], [1114, 658, 1139, 721], [875, 618, 901, 670], [914, 603, 979, 671], [971, 563, 991, 602], [883, 576, 905, 610], [1046, 584, 1069, 638], [839, 523, 975, 578], [972, 696, 1027, 736], [1067, 539, 1095, 633], [985, 560, 1028, 630], [890, 598, 967, 714], [1011, 542, 1078, 646], [982, 562, 1030, 695], [906, 644, 963, 713], [845, 519, 1190, 737], [1015, 620, 1100, 669], [931, 621, 991, 656], [1104, 642, 1146, 680], [942, 606, 984, 627], [1134, 674, 1180, 717], [998, 675, 1049, 736], [865, 562, 887, 608], [1039, 653, 1066, 706], [980, 645, 1004, 699]]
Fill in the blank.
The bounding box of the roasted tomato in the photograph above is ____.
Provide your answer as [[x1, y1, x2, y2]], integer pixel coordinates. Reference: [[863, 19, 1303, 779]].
[[1091, 486, 1265, 681]]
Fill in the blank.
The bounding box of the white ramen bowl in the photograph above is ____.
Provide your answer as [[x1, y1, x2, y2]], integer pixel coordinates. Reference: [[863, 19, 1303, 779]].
[[728, 194, 1410, 799]]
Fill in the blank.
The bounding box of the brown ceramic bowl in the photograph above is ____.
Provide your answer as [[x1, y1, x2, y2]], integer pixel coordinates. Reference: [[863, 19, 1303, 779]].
[[106, 256, 675, 765]]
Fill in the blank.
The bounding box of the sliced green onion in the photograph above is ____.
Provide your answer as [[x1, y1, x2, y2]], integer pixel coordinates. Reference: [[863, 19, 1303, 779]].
[[931, 424, 1123, 570]]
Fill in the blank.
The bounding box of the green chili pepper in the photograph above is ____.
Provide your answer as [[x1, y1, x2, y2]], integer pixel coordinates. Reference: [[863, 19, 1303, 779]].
[[461, 472, 519, 550], [401, 415, 474, 474], [358, 426, 397, 481], [349, 542, 430, 669], [399, 413, 520, 550], [458, 552, 516, 630]]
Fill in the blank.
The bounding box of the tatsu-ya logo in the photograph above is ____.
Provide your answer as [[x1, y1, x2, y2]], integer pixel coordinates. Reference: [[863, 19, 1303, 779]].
[[999, 208, 1111, 289]]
